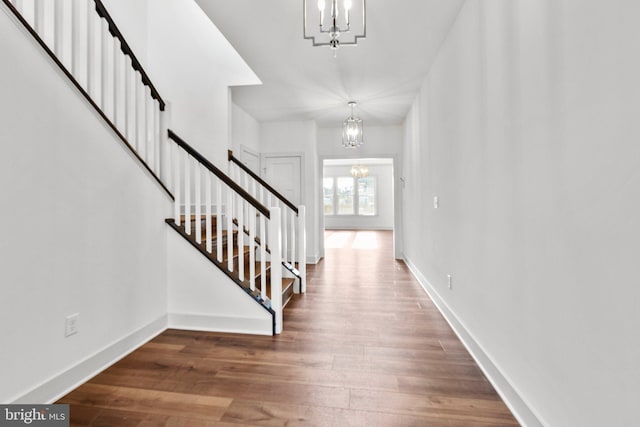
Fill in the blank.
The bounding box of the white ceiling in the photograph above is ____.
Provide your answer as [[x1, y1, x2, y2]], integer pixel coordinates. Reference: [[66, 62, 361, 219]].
[[195, 0, 464, 127]]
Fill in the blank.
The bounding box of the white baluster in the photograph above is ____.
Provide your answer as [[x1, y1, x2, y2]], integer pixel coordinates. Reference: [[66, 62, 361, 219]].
[[76, 0, 89, 90], [249, 206, 256, 291], [184, 152, 191, 235], [259, 185, 265, 206], [298, 205, 306, 293], [282, 202, 288, 264], [269, 207, 283, 334], [134, 75, 142, 154], [244, 195, 249, 243], [153, 101, 161, 176], [100, 20, 112, 116], [290, 209, 295, 269], [242, 172, 247, 230], [260, 214, 266, 294], [112, 38, 121, 126], [138, 80, 147, 160], [194, 164, 202, 244], [173, 144, 181, 226], [226, 185, 233, 272], [237, 193, 244, 282], [54, 0, 64, 59], [216, 180, 223, 262], [15, 0, 33, 28], [71, 0, 80, 78], [124, 57, 133, 142], [205, 173, 212, 253], [144, 87, 152, 165], [160, 103, 171, 186], [40, 0, 55, 48], [86, 5, 99, 102], [34, 0, 45, 36], [61, 0, 72, 69]]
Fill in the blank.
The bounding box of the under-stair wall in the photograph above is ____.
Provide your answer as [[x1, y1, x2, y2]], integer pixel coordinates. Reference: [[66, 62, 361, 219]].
[[0, 0, 299, 404], [0, 3, 168, 403], [166, 228, 273, 335]]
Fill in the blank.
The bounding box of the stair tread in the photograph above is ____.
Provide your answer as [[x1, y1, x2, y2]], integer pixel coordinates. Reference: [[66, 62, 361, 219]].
[[166, 218, 297, 332]]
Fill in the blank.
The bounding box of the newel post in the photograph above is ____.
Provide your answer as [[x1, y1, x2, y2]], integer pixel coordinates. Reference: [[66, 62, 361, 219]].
[[298, 205, 306, 293], [269, 206, 283, 334]]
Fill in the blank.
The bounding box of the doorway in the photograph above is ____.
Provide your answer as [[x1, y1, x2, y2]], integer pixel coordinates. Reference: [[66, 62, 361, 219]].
[[321, 157, 399, 257]]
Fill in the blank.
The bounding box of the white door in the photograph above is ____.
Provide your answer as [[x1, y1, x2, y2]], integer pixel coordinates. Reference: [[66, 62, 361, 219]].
[[262, 155, 302, 205]]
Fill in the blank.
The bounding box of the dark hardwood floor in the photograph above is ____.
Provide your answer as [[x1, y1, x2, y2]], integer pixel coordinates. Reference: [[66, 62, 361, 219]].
[[58, 230, 519, 426]]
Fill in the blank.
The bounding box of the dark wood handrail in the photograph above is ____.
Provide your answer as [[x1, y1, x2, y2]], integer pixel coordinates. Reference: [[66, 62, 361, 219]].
[[93, 0, 165, 110], [168, 130, 270, 219], [227, 150, 299, 215], [1, 0, 173, 200]]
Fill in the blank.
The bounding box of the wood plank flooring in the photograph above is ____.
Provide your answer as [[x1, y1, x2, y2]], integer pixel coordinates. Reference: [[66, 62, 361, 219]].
[[58, 230, 519, 426]]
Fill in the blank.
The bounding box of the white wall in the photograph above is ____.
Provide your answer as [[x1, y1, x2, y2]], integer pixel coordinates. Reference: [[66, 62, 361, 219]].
[[323, 164, 394, 230], [317, 125, 403, 158], [231, 102, 261, 155], [104, 0, 260, 166], [260, 121, 320, 263], [0, 7, 169, 403], [166, 230, 272, 335], [402, 1, 640, 426]]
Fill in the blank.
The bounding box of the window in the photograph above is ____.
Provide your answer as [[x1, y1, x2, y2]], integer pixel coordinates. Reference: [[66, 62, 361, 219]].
[[323, 175, 377, 216], [323, 177, 334, 214], [336, 177, 354, 215], [357, 176, 376, 216]]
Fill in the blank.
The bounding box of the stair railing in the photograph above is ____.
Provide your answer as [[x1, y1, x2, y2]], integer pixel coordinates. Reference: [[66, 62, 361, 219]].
[[228, 150, 306, 293], [168, 131, 285, 333], [4, 0, 294, 333], [2, 0, 171, 197]]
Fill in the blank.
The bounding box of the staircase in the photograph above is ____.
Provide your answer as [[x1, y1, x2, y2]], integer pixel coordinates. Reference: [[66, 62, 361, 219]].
[[2, 0, 305, 335], [167, 215, 297, 309]]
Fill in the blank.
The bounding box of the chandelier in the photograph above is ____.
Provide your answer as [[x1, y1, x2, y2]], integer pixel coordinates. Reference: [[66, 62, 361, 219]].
[[351, 164, 369, 178], [342, 101, 364, 148], [303, 0, 367, 52]]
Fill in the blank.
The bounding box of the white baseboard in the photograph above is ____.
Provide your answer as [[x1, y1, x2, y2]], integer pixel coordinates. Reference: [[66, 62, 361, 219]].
[[13, 315, 168, 404], [403, 257, 544, 427], [168, 313, 272, 336], [306, 255, 321, 264]]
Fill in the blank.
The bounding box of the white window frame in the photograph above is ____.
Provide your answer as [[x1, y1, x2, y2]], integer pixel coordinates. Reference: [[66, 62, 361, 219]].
[[324, 175, 377, 216]]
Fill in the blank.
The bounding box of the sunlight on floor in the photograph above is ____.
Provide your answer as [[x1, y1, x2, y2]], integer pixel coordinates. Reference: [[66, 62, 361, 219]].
[[324, 231, 379, 250], [352, 232, 379, 250], [324, 232, 352, 248]]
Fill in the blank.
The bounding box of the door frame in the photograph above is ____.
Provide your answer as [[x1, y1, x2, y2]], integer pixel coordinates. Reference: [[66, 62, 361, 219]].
[[260, 152, 305, 206], [319, 153, 403, 260]]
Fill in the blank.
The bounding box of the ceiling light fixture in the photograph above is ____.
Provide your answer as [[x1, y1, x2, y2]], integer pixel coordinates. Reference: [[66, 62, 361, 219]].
[[343, 101, 364, 148], [303, 0, 366, 53], [351, 164, 369, 178]]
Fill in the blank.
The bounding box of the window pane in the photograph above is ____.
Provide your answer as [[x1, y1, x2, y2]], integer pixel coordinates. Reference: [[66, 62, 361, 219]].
[[323, 177, 334, 215], [336, 177, 354, 215], [358, 177, 376, 216]]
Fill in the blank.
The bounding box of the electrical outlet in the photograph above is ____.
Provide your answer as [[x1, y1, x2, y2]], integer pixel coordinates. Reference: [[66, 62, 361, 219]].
[[434, 196, 439, 209], [65, 313, 79, 337], [447, 274, 452, 289]]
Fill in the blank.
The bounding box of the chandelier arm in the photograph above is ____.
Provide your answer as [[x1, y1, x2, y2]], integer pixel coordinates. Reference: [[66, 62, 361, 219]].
[[303, 0, 365, 48]]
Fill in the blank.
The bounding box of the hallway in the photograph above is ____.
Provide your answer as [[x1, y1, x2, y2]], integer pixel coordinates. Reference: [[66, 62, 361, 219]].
[[59, 230, 518, 426]]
